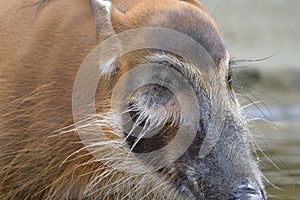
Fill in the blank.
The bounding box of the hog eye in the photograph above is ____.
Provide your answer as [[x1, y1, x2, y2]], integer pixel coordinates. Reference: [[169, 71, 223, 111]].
[[227, 68, 233, 88]]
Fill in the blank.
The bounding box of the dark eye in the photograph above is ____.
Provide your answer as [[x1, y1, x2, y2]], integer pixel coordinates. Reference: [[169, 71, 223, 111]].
[[227, 69, 233, 88]]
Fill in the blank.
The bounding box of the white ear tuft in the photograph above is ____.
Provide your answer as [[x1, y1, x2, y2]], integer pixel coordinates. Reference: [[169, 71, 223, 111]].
[[95, 0, 112, 17]]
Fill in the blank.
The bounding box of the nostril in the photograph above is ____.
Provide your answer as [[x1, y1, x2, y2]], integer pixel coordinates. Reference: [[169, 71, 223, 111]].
[[234, 178, 265, 200]]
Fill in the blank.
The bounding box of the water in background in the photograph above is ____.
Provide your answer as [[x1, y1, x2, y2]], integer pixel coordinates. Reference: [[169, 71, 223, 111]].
[[240, 84, 300, 200]]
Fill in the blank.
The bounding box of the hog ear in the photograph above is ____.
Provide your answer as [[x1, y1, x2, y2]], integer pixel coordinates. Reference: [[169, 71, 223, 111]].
[[90, 0, 127, 41], [90, 0, 124, 76]]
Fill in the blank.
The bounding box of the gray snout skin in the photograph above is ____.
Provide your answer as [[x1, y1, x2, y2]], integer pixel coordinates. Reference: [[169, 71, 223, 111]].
[[233, 179, 266, 200]]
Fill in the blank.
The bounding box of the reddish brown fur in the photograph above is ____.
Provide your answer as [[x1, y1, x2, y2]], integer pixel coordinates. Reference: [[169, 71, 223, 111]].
[[0, 0, 101, 199]]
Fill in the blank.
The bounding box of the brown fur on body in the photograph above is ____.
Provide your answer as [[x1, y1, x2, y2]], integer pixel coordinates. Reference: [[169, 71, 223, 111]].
[[0, 0, 101, 199], [0, 0, 265, 199]]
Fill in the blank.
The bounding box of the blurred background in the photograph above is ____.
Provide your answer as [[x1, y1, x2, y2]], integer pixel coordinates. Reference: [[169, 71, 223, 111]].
[[202, 1, 300, 199]]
